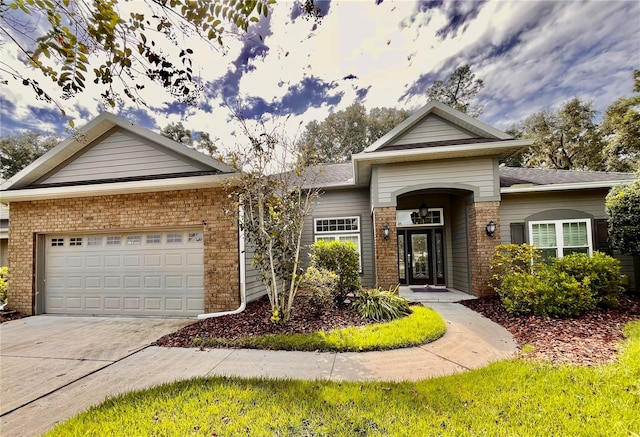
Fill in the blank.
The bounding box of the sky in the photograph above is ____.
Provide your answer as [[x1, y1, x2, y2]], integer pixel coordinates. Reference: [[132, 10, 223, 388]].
[[1, 0, 639, 153]]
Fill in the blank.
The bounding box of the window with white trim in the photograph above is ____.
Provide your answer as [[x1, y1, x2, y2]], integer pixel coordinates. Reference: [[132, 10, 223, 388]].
[[314, 217, 362, 271], [51, 238, 64, 247], [396, 208, 444, 227], [188, 232, 203, 243], [529, 219, 592, 259], [106, 236, 121, 246], [127, 235, 142, 245], [87, 236, 102, 246], [167, 233, 183, 243], [146, 234, 161, 244]]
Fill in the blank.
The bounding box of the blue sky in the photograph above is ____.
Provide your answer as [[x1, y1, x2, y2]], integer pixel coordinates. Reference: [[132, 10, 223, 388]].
[[1, 0, 639, 151]]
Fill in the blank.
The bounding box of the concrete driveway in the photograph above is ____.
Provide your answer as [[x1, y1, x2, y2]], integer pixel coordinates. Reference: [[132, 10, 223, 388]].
[[0, 316, 194, 423]]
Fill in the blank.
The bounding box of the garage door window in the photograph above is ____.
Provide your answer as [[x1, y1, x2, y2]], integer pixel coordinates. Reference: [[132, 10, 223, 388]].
[[188, 232, 203, 243], [88, 236, 102, 246], [69, 237, 83, 246], [167, 233, 183, 243], [106, 236, 121, 245], [51, 238, 64, 247], [127, 235, 142, 245], [146, 234, 161, 244]]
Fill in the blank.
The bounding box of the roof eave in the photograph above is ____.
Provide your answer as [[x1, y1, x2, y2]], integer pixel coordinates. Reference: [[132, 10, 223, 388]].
[[501, 179, 636, 194]]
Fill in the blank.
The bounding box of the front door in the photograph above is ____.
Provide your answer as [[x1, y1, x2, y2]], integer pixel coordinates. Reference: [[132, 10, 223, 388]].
[[398, 229, 446, 286]]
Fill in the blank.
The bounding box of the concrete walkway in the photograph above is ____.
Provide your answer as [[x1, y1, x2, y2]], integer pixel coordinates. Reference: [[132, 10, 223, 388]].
[[0, 292, 517, 436]]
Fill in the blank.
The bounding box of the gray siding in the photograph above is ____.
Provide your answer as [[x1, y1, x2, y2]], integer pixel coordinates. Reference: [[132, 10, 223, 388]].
[[392, 115, 477, 146], [500, 189, 636, 291], [374, 158, 498, 207], [40, 129, 206, 184], [303, 188, 375, 287], [0, 239, 7, 267], [450, 195, 470, 292], [244, 242, 267, 303]]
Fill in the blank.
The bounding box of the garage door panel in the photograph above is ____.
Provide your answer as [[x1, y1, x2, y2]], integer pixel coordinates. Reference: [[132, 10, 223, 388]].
[[45, 231, 205, 316]]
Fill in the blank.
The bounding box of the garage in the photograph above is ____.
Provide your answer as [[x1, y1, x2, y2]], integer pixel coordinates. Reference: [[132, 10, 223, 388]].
[[45, 229, 204, 316]]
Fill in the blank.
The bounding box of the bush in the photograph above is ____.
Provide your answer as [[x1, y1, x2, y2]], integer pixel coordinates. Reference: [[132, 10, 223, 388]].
[[0, 266, 7, 305], [352, 285, 412, 322], [488, 244, 541, 294], [299, 266, 338, 309], [309, 240, 361, 304], [501, 266, 597, 317], [606, 180, 640, 256], [552, 252, 623, 308]]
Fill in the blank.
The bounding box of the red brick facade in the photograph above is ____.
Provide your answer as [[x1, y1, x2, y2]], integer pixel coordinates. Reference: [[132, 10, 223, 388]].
[[7, 188, 240, 315], [468, 201, 501, 297], [372, 207, 399, 289]]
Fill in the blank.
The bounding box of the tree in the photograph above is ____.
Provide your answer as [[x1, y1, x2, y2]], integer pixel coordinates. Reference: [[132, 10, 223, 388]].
[[297, 102, 410, 164], [160, 122, 218, 156], [0, 131, 61, 179], [0, 0, 321, 122], [509, 98, 605, 170], [224, 110, 320, 324], [427, 64, 484, 116], [601, 71, 640, 173], [606, 180, 640, 256]]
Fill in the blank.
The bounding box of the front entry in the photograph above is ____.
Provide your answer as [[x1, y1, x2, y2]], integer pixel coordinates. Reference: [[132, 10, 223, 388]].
[[398, 229, 445, 286]]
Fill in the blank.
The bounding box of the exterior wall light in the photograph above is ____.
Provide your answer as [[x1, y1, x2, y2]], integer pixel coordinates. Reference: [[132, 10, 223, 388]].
[[419, 204, 429, 219], [383, 224, 390, 240], [485, 220, 497, 237]]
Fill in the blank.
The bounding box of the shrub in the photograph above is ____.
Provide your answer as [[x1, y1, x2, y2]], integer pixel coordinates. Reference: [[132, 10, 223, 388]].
[[552, 252, 623, 308], [606, 180, 640, 256], [488, 244, 541, 294], [0, 266, 7, 305], [309, 240, 361, 304], [501, 265, 597, 317], [352, 285, 412, 322], [299, 266, 338, 309]]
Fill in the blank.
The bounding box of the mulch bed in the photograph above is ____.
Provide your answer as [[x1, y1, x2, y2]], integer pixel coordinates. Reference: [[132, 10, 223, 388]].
[[0, 311, 23, 324], [153, 295, 371, 348], [461, 295, 640, 366]]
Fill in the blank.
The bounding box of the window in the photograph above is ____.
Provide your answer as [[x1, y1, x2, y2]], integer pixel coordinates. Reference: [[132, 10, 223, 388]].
[[146, 234, 161, 244], [396, 208, 444, 227], [314, 216, 362, 271], [106, 236, 121, 245], [188, 232, 203, 243], [530, 219, 592, 259], [87, 236, 102, 246], [69, 237, 83, 246], [167, 233, 183, 243], [127, 235, 142, 245], [51, 238, 64, 247]]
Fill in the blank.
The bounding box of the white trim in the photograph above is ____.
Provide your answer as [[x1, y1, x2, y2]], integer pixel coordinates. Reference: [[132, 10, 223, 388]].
[[396, 208, 444, 228], [529, 218, 593, 258], [314, 216, 360, 234], [501, 179, 635, 194]]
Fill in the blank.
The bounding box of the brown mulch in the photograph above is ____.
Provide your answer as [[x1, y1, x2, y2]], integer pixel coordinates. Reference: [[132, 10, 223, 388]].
[[0, 311, 23, 324], [461, 295, 640, 366], [153, 295, 371, 348]]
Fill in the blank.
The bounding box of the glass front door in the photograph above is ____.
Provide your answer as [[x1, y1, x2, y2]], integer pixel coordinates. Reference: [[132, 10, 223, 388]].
[[398, 229, 445, 286]]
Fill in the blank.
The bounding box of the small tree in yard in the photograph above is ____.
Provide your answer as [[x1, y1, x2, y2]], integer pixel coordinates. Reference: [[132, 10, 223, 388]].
[[224, 113, 320, 324], [606, 180, 640, 256]]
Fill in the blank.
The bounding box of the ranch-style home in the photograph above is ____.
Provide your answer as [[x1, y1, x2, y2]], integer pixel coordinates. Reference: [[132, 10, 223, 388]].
[[1, 102, 637, 317]]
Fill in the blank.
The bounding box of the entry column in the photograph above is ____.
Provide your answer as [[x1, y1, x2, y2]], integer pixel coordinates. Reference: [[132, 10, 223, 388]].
[[468, 201, 501, 297], [373, 207, 398, 289]]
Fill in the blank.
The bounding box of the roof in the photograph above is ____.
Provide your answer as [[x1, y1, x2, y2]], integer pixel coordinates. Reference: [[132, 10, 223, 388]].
[[500, 167, 636, 192]]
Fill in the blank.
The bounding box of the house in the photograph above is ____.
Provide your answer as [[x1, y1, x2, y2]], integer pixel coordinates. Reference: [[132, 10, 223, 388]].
[[1, 102, 637, 317]]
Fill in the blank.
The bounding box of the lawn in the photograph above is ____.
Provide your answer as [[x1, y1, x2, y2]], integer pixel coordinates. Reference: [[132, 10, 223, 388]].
[[46, 321, 640, 436]]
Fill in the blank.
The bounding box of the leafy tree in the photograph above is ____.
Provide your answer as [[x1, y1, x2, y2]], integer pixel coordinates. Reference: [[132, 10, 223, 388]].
[[606, 180, 640, 256], [0, 131, 61, 179], [297, 102, 410, 164], [160, 122, 218, 156], [509, 98, 605, 170], [601, 72, 640, 172], [0, 0, 321, 122], [224, 109, 320, 324], [427, 64, 484, 116]]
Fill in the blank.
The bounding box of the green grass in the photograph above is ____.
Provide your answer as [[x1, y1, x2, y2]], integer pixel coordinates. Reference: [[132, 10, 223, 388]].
[[46, 321, 640, 436], [196, 306, 447, 352]]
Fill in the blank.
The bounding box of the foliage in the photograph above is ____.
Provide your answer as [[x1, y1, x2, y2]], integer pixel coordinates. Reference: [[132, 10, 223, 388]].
[[47, 320, 640, 437], [427, 64, 484, 116], [509, 98, 605, 170], [606, 180, 640, 256], [488, 243, 541, 294], [352, 285, 412, 322], [0, 266, 8, 304], [296, 102, 410, 164], [601, 93, 640, 172], [0, 131, 61, 179], [309, 239, 361, 304], [160, 122, 217, 156], [224, 111, 320, 324], [553, 252, 623, 308], [199, 305, 445, 352], [299, 266, 338, 309]]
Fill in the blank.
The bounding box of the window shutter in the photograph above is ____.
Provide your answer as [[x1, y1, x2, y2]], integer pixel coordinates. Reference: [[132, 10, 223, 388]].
[[510, 222, 526, 245], [594, 219, 611, 254]]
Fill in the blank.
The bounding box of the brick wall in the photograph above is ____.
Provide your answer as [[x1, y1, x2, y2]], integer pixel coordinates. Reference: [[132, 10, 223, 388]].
[[373, 207, 399, 289], [468, 201, 501, 297], [7, 188, 239, 315]]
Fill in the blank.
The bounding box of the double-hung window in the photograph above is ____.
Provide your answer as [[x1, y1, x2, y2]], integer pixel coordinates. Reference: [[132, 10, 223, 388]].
[[529, 219, 592, 259], [314, 217, 361, 270]]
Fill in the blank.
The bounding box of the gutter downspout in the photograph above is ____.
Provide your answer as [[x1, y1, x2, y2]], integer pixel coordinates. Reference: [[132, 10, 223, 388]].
[[197, 205, 247, 319]]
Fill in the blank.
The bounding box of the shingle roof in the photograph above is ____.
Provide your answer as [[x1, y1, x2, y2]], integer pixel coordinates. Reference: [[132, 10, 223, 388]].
[[499, 167, 635, 187], [302, 163, 354, 188]]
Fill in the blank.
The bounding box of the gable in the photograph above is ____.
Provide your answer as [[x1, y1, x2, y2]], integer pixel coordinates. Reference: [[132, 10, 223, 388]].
[[389, 115, 479, 147], [37, 128, 213, 186]]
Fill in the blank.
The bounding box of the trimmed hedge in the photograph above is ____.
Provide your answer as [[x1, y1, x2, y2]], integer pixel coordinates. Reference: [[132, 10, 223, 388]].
[[309, 240, 361, 304]]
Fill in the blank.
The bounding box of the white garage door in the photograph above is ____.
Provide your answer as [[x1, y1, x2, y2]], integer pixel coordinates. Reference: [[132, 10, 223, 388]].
[[45, 230, 204, 316]]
